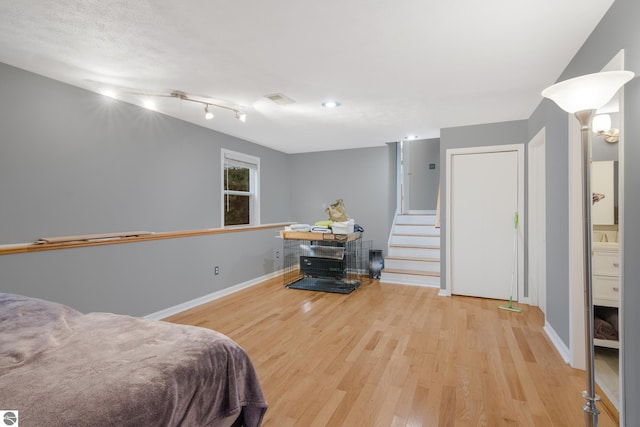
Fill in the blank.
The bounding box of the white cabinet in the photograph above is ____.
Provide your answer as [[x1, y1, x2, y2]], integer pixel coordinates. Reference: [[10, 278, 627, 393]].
[[592, 243, 620, 349]]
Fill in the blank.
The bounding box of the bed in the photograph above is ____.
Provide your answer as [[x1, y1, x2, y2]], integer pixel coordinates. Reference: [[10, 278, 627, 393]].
[[0, 293, 268, 426]]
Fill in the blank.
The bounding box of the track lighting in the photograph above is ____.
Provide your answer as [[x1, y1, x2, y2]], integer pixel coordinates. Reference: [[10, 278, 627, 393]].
[[162, 91, 244, 122], [105, 88, 246, 122], [204, 105, 214, 120]]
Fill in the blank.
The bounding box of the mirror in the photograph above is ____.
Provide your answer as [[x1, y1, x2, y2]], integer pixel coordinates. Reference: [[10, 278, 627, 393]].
[[591, 160, 616, 225], [592, 99, 622, 413]]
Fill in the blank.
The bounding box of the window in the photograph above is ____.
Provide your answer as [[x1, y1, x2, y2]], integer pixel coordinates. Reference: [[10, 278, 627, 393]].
[[222, 149, 260, 227]]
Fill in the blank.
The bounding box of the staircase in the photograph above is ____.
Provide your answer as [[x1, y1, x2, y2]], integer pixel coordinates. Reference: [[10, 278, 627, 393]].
[[379, 211, 441, 287]]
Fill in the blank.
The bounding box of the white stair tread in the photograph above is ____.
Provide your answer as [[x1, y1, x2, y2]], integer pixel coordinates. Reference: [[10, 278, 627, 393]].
[[382, 268, 440, 277], [390, 244, 440, 250], [385, 256, 440, 262]]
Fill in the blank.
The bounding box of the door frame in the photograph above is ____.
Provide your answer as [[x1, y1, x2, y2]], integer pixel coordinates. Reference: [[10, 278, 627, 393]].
[[445, 144, 525, 301], [527, 128, 547, 313]]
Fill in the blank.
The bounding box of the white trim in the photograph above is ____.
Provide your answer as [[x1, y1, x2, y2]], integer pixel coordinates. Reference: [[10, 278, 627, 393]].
[[388, 209, 397, 251], [397, 141, 404, 213], [145, 271, 280, 320], [445, 144, 525, 300], [544, 320, 571, 364], [221, 148, 260, 166], [221, 148, 261, 228], [568, 109, 586, 370], [438, 289, 451, 297], [527, 128, 547, 312], [617, 63, 626, 427]]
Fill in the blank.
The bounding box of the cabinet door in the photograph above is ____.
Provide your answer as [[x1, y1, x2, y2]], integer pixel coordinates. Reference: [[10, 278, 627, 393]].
[[593, 252, 620, 277], [593, 275, 620, 306]]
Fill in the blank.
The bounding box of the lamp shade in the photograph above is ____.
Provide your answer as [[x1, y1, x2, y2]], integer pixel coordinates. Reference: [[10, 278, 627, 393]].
[[541, 70, 634, 113]]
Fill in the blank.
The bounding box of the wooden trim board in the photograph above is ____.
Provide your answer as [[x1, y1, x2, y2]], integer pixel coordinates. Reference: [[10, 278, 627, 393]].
[[0, 223, 293, 256]]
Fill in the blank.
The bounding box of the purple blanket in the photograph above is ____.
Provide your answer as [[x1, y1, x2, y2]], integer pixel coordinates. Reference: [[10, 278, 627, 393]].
[[0, 293, 267, 426]]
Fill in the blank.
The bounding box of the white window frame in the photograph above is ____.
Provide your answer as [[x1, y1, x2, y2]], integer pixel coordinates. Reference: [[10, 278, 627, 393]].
[[221, 149, 260, 227]]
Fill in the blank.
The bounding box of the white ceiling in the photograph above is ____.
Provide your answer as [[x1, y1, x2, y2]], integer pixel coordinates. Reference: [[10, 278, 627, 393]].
[[0, 0, 614, 153]]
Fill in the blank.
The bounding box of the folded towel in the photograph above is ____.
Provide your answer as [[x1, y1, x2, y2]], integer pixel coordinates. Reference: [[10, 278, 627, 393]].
[[314, 220, 333, 227], [594, 317, 618, 341], [290, 224, 311, 232], [595, 306, 618, 333], [311, 226, 331, 233]]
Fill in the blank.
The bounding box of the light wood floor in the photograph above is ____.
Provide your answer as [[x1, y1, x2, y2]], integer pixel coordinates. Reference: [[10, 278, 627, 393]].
[[165, 277, 618, 427]]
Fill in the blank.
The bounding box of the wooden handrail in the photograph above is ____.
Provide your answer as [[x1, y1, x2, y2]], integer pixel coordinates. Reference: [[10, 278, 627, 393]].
[[0, 223, 294, 256]]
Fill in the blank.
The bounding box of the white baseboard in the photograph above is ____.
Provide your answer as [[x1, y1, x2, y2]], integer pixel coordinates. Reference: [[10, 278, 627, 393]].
[[145, 271, 281, 320], [543, 320, 571, 364], [438, 288, 451, 296], [519, 296, 532, 305], [379, 280, 440, 288]]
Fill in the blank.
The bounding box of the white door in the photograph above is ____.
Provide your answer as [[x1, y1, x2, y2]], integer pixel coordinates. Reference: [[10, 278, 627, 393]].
[[447, 146, 522, 300]]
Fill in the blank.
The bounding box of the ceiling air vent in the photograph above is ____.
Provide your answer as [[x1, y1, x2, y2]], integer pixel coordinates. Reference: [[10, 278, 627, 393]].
[[264, 93, 295, 105]]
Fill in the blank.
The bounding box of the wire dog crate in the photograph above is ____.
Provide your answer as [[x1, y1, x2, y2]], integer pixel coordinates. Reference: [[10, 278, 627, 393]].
[[281, 231, 363, 294]]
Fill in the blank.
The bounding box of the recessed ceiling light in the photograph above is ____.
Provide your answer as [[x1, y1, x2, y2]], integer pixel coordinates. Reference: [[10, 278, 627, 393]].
[[322, 100, 341, 108]]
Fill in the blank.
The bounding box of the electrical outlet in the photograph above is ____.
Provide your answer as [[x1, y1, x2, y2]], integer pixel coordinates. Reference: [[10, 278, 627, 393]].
[[214, 266, 219, 275], [275, 251, 280, 259]]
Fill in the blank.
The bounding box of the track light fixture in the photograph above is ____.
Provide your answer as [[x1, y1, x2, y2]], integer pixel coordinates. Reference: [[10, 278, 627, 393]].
[[163, 91, 245, 122], [105, 87, 246, 122], [204, 104, 214, 120]]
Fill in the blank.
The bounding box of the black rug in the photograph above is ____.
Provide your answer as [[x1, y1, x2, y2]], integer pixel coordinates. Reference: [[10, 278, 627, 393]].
[[286, 277, 360, 294]]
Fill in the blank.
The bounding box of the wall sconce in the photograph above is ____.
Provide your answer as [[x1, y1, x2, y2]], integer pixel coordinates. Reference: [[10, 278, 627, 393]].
[[592, 114, 611, 133], [542, 69, 634, 427], [592, 114, 619, 143]]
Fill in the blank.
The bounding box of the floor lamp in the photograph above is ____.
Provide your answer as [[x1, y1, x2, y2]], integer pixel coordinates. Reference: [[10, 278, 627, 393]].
[[542, 70, 634, 427]]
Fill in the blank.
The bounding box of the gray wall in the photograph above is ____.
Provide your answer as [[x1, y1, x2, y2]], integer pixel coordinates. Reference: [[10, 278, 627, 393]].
[[288, 146, 394, 255], [0, 63, 290, 243], [0, 62, 291, 315], [407, 138, 440, 211], [0, 228, 282, 316], [529, 0, 640, 421], [439, 120, 529, 291], [0, 62, 398, 317], [528, 99, 572, 346]]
